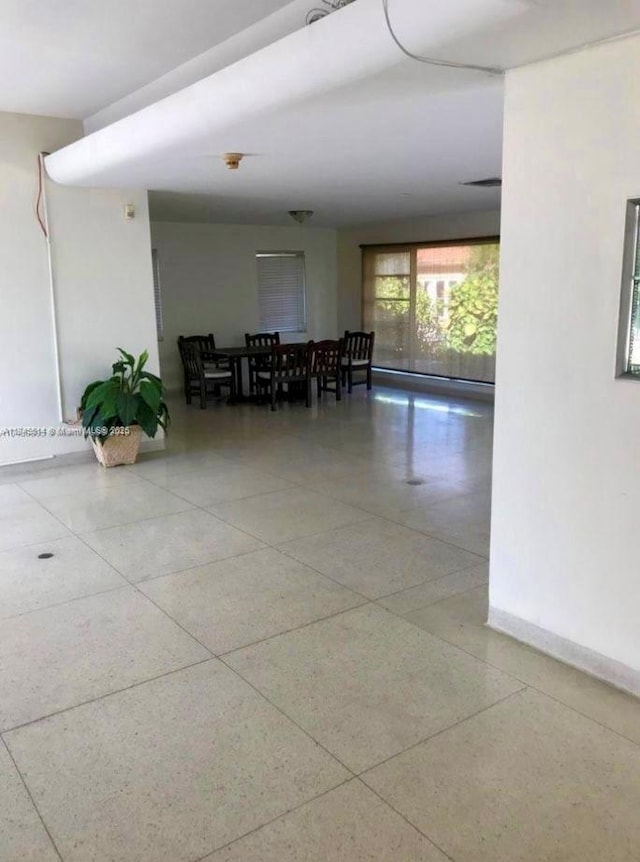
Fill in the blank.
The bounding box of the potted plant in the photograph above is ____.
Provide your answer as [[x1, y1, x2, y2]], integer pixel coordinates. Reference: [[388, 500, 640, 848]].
[[80, 348, 169, 467]]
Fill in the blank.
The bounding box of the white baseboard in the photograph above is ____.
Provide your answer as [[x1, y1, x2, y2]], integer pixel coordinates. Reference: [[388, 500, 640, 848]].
[[372, 368, 494, 402], [488, 607, 640, 698]]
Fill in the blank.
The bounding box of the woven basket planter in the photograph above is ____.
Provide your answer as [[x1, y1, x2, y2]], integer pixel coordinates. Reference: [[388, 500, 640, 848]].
[[91, 426, 142, 467]]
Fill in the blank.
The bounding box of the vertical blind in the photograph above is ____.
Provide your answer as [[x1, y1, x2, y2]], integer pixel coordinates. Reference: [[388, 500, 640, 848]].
[[362, 239, 499, 383], [151, 248, 164, 341], [256, 251, 306, 332]]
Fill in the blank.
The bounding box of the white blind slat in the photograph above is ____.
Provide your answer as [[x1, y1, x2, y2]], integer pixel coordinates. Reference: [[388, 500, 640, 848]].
[[256, 252, 306, 332]]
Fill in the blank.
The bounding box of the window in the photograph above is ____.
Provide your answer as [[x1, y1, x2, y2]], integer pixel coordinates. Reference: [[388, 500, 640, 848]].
[[256, 251, 306, 332], [151, 248, 164, 341], [617, 199, 640, 378], [362, 238, 499, 383]]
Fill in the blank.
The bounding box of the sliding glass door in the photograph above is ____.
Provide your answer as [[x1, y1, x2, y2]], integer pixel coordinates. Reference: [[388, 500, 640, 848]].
[[362, 238, 499, 384]]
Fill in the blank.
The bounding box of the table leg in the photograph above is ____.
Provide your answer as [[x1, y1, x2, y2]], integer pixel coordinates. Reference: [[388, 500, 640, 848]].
[[235, 356, 244, 400]]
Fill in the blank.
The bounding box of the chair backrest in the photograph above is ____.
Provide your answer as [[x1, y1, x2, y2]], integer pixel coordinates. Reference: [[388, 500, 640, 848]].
[[311, 339, 342, 375], [270, 342, 313, 378], [177, 338, 203, 379], [179, 333, 216, 353], [343, 330, 375, 361], [245, 331, 280, 349]]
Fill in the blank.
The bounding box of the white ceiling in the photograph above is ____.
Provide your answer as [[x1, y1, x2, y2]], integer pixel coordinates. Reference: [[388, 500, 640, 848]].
[[12, 0, 640, 226], [0, 0, 294, 118], [148, 66, 504, 227]]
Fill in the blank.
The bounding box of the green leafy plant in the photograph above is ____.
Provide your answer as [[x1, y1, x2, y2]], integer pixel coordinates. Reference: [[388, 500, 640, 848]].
[[446, 244, 499, 355], [80, 349, 169, 444]]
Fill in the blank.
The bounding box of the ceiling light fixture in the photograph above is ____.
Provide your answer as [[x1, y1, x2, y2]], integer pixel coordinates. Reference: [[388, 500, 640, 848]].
[[289, 210, 314, 224], [222, 152, 244, 170]]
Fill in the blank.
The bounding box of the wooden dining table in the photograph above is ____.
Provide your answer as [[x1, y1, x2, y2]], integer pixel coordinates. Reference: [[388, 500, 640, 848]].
[[203, 345, 271, 402]]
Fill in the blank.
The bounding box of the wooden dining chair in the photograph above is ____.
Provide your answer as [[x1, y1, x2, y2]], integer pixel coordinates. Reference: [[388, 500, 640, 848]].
[[244, 331, 280, 395], [256, 341, 313, 411], [177, 338, 235, 408], [341, 330, 375, 393], [310, 339, 343, 402]]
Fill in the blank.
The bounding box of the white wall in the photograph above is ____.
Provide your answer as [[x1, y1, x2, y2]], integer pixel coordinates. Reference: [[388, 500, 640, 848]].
[[0, 112, 160, 466], [150, 221, 338, 393], [490, 36, 640, 692], [337, 210, 501, 333]]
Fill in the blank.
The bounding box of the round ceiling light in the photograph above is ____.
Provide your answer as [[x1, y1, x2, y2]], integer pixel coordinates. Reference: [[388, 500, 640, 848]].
[[288, 210, 314, 224]]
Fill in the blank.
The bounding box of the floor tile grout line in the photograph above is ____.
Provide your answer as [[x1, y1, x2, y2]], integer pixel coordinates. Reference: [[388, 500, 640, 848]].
[[15, 467, 169, 500], [373, 580, 488, 617], [191, 776, 357, 862], [195, 499, 379, 549], [85, 538, 270, 586], [17, 473, 206, 534], [216, 598, 373, 659], [126, 459, 300, 502], [0, 582, 132, 624], [354, 776, 457, 862], [1, 655, 216, 737], [130, 584, 218, 658], [391, 610, 640, 751], [274, 544, 380, 604], [1, 736, 65, 862], [302, 476, 482, 518], [217, 653, 358, 778], [28, 471, 275, 581], [357, 686, 527, 781], [388, 579, 490, 614], [5, 435, 487, 557], [371, 561, 489, 605], [65, 515, 377, 656], [9, 501, 222, 661], [274, 523, 485, 606], [57, 469, 378, 554], [376, 510, 490, 560]]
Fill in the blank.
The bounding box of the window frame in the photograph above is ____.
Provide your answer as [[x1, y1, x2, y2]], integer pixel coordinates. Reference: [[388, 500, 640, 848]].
[[616, 199, 640, 379], [360, 235, 500, 384], [256, 250, 307, 333]]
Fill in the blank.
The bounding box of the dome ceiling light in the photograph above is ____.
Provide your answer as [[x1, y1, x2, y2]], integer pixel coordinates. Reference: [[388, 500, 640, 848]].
[[289, 210, 314, 224]]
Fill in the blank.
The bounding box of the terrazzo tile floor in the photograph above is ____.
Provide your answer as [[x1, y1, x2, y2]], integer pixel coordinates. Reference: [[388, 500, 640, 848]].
[[1, 387, 639, 861]]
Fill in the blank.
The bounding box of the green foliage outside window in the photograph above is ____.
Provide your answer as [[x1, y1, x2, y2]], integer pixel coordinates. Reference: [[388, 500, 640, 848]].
[[447, 244, 499, 355], [373, 244, 499, 358]]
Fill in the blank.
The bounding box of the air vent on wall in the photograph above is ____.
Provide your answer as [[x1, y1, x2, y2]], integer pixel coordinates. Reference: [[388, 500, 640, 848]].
[[461, 177, 502, 188]]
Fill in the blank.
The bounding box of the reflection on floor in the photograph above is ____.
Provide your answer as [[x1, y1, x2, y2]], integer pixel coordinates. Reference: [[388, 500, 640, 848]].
[[1, 387, 639, 861]]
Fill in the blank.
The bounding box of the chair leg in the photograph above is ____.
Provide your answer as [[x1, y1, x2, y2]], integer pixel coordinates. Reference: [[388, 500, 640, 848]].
[[348, 366, 353, 394], [199, 380, 207, 409], [336, 374, 342, 401], [366, 365, 372, 390], [271, 382, 277, 412], [316, 377, 321, 398], [306, 379, 312, 408]]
